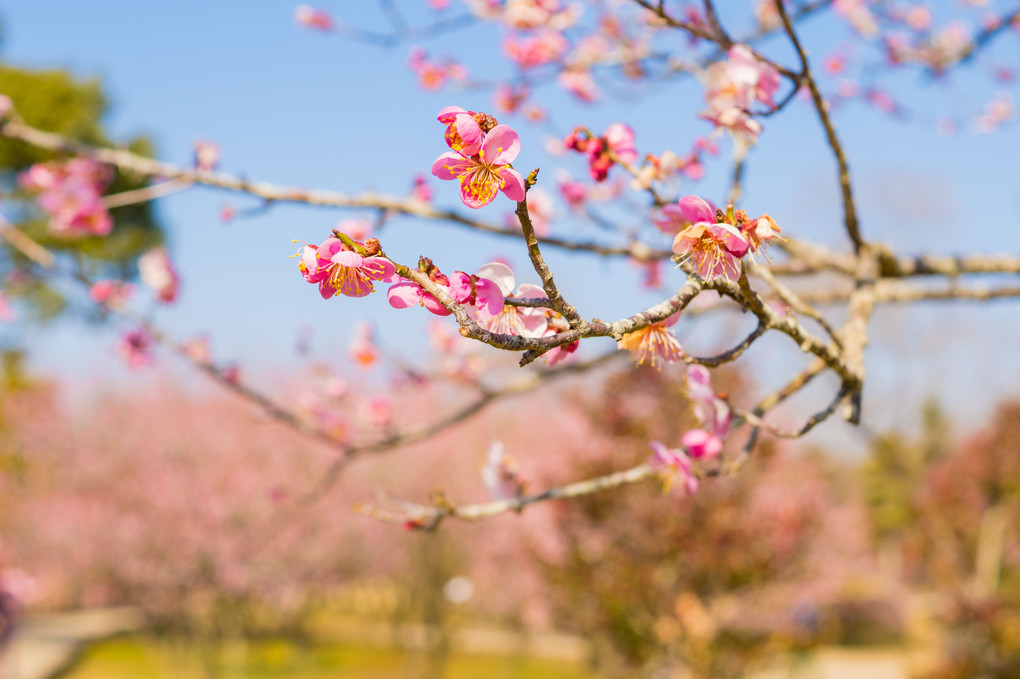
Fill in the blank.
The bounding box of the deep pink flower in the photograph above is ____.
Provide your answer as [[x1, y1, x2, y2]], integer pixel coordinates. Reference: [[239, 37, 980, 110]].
[[116, 329, 154, 369], [388, 264, 503, 318], [437, 106, 485, 154], [681, 428, 723, 460], [89, 280, 133, 305], [648, 441, 699, 496], [432, 124, 526, 208], [313, 238, 397, 299], [671, 196, 749, 281]]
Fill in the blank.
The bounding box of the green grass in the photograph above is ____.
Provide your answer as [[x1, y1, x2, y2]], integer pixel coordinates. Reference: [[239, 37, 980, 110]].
[[67, 635, 595, 679]]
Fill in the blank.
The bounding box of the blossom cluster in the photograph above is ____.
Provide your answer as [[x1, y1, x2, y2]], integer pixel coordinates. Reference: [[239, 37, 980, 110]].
[[670, 195, 780, 281], [647, 365, 733, 496], [19, 158, 114, 237], [700, 45, 781, 144], [563, 123, 637, 182]]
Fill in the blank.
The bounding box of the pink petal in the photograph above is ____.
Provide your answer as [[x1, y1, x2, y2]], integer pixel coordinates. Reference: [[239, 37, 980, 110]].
[[476, 262, 515, 296], [711, 223, 750, 257], [448, 271, 474, 304], [331, 249, 365, 268], [315, 237, 343, 260], [437, 105, 468, 123], [363, 256, 397, 281], [499, 167, 526, 202], [422, 292, 453, 316], [473, 278, 505, 317], [340, 274, 374, 298], [454, 115, 484, 156], [432, 152, 473, 180], [677, 195, 715, 224], [480, 125, 520, 165], [459, 180, 493, 209], [682, 429, 722, 460], [387, 282, 423, 309], [318, 278, 338, 299]]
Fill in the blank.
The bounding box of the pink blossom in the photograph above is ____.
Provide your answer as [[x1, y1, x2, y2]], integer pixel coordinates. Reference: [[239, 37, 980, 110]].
[[294, 5, 334, 31], [437, 106, 486, 154], [19, 158, 114, 238], [138, 247, 180, 303], [494, 84, 529, 114], [564, 123, 637, 182], [116, 329, 154, 368], [648, 441, 699, 496], [89, 280, 133, 305], [686, 364, 732, 442], [348, 322, 379, 368], [541, 326, 579, 366], [558, 68, 600, 102], [473, 262, 548, 336], [310, 238, 397, 299], [617, 311, 684, 368], [507, 187, 552, 237], [700, 45, 780, 143], [0, 294, 14, 322], [193, 140, 219, 171], [681, 428, 722, 461], [363, 395, 393, 427], [388, 263, 504, 318], [481, 441, 525, 501], [335, 218, 373, 242], [670, 196, 749, 281], [432, 123, 526, 209], [557, 176, 588, 211], [182, 336, 212, 364], [411, 173, 433, 202], [503, 30, 568, 69]]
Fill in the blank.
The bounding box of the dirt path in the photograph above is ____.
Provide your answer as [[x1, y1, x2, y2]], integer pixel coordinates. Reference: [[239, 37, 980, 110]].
[[0, 608, 144, 679]]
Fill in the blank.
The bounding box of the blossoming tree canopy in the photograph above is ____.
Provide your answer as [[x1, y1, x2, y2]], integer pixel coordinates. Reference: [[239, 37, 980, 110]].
[[0, 0, 1018, 527]]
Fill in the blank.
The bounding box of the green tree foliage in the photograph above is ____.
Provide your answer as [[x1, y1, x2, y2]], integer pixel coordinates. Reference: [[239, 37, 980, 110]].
[[0, 63, 164, 321]]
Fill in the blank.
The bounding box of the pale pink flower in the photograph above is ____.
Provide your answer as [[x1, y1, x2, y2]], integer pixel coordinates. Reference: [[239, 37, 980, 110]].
[[294, 5, 334, 31], [833, 0, 879, 37], [311, 238, 397, 299], [481, 441, 525, 501], [686, 364, 732, 442], [473, 262, 548, 336], [335, 218, 373, 242], [116, 329, 154, 368], [20, 158, 114, 238], [670, 196, 749, 281], [503, 30, 568, 69], [494, 84, 529, 114], [541, 326, 579, 366], [411, 173, 433, 202], [89, 280, 133, 305], [0, 294, 14, 322], [432, 124, 526, 209], [557, 175, 588, 211], [700, 44, 780, 142], [182, 336, 212, 364], [363, 395, 393, 427], [348, 322, 379, 368], [558, 68, 600, 102], [648, 441, 698, 496], [193, 140, 219, 171], [507, 187, 553, 236], [617, 311, 684, 369], [904, 5, 932, 31], [388, 264, 504, 318], [138, 246, 180, 303]]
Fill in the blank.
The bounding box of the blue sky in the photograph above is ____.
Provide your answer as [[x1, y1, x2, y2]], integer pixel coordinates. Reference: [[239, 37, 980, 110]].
[[2, 1, 1018, 452]]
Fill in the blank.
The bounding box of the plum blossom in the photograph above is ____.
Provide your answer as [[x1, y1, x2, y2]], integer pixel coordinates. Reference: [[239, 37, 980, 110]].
[[503, 30, 569, 69], [138, 246, 181, 303], [297, 237, 397, 299], [409, 49, 468, 90], [564, 123, 637, 182], [19, 158, 113, 238], [89, 280, 133, 306], [193, 140, 219, 171], [558, 68, 600, 102], [670, 196, 749, 281], [348, 322, 379, 368], [684, 364, 733, 459], [411, 173, 433, 202], [388, 260, 504, 318], [294, 5, 334, 31], [507, 187, 553, 237], [474, 262, 548, 336], [617, 310, 684, 369], [700, 45, 781, 143], [117, 328, 154, 368], [648, 441, 699, 496], [437, 106, 487, 154], [481, 441, 526, 501], [432, 119, 526, 209]]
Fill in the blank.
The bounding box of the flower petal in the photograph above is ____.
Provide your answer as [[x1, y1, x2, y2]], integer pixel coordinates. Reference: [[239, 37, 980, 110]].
[[454, 115, 484, 156], [480, 125, 520, 165], [437, 106, 468, 123], [499, 167, 526, 202], [677, 195, 715, 225], [476, 262, 515, 296], [387, 281, 422, 309], [473, 278, 505, 318], [432, 152, 473, 180], [363, 256, 396, 281]]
